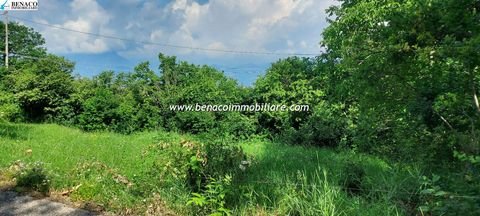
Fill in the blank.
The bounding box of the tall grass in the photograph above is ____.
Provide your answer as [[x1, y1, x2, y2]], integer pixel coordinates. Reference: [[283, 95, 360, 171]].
[[0, 122, 422, 215], [233, 140, 419, 215], [278, 170, 343, 216]]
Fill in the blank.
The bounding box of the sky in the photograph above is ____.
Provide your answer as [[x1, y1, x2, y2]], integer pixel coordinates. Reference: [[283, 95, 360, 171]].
[[8, 0, 336, 85]]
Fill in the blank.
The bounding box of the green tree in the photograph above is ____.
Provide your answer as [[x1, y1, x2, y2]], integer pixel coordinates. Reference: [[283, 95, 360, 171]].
[[158, 53, 251, 135], [4, 54, 75, 121], [0, 21, 46, 67], [112, 62, 163, 132], [75, 71, 120, 131], [322, 0, 480, 160], [253, 57, 346, 146], [0, 22, 72, 122]]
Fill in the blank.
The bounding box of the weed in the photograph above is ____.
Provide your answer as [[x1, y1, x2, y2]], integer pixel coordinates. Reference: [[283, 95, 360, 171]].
[[188, 175, 233, 216], [15, 161, 50, 195]]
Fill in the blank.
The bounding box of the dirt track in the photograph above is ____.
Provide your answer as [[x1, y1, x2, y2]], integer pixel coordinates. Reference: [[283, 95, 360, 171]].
[[0, 191, 95, 216]]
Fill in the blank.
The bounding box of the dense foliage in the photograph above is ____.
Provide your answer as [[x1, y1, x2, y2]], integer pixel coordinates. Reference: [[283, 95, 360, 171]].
[[1, 1, 479, 214]]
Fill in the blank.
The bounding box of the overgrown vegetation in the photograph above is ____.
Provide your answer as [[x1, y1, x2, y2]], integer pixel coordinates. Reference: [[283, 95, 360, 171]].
[[1, 0, 479, 215], [0, 123, 422, 215]]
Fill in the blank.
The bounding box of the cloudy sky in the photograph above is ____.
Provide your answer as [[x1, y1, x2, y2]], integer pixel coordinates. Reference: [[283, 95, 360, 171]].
[[9, 0, 336, 85]]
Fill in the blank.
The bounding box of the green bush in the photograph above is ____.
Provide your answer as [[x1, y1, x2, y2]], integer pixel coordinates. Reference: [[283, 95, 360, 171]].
[[0, 91, 22, 122], [15, 162, 50, 194], [175, 112, 216, 134], [77, 88, 120, 131], [215, 112, 257, 140], [139, 137, 247, 211], [279, 102, 350, 147], [418, 152, 480, 216], [187, 175, 233, 216]]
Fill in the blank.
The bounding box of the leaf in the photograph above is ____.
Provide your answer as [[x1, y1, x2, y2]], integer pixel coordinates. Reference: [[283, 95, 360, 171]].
[[419, 205, 430, 212], [420, 189, 435, 194], [434, 191, 448, 197], [191, 192, 203, 198]]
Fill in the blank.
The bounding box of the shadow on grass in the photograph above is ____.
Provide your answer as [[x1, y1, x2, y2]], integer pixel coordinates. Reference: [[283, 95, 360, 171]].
[[0, 123, 32, 140]]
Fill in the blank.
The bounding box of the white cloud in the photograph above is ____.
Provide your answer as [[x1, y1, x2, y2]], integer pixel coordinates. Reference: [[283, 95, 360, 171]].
[[117, 0, 336, 60], [36, 0, 122, 54], [172, 0, 189, 11], [8, 0, 338, 84], [18, 0, 336, 59]]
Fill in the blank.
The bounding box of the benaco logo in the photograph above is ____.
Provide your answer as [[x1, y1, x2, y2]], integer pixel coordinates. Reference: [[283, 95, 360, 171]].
[[1, 0, 38, 11]]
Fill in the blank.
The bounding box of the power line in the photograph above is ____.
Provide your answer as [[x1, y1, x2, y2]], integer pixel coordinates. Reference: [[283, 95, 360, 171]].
[[0, 51, 265, 75], [6, 15, 322, 57], [4, 51, 133, 70]]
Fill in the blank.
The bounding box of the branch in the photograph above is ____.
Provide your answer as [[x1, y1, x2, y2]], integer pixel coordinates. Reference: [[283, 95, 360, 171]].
[[474, 89, 480, 114], [434, 110, 454, 130]]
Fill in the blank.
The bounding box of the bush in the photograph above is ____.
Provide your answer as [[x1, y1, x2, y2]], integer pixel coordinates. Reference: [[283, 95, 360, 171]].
[[77, 88, 120, 131], [15, 161, 50, 194], [0, 91, 22, 122], [200, 140, 246, 184], [137, 136, 247, 214], [187, 175, 233, 216], [142, 138, 246, 191], [215, 112, 257, 140], [174, 112, 216, 134], [277, 102, 351, 147], [418, 152, 480, 215]]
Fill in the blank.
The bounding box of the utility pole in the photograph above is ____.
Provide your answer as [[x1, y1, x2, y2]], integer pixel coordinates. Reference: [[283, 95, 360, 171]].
[[4, 11, 7, 69]]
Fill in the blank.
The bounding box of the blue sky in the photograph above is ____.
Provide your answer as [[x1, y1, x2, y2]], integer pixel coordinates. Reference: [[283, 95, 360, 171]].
[[9, 0, 336, 85]]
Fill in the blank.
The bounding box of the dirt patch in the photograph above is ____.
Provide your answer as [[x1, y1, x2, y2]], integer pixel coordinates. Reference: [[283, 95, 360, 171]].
[[0, 190, 97, 216]]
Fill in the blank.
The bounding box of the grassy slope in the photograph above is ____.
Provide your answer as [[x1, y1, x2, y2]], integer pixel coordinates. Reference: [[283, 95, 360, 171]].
[[0, 122, 189, 213], [0, 123, 178, 185], [0, 123, 421, 215]]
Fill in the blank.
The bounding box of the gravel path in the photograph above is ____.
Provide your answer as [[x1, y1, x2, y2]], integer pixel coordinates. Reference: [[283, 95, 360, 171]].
[[0, 191, 95, 216]]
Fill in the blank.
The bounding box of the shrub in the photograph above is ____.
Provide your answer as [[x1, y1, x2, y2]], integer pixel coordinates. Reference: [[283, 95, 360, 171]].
[[15, 161, 50, 194], [215, 112, 257, 140], [277, 102, 351, 147], [139, 137, 247, 215], [77, 88, 120, 131], [143, 138, 246, 190], [187, 175, 233, 216], [0, 91, 22, 122], [175, 112, 216, 134], [418, 152, 480, 215]]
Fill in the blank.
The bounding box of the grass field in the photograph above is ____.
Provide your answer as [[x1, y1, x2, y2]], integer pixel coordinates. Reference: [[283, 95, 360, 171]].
[[0, 122, 423, 215]]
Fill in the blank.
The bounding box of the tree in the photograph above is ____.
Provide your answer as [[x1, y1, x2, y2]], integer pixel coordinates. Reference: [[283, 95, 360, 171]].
[[158, 53, 251, 135], [253, 57, 349, 146], [4, 54, 75, 121], [126, 62, 162, 130], [322, 0, 480, 160], [0, 21, 46, 67], [0, 22, 72, 122]]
